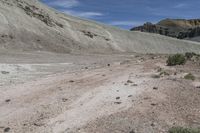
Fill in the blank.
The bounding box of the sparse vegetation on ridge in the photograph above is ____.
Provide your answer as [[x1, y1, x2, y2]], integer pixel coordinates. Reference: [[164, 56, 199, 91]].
[[184, 73, 195, 81], [169, 127, 200, 133], [167, 54, 186, 66], [185, 52, 197, 60], [167, 52, 200, 66]]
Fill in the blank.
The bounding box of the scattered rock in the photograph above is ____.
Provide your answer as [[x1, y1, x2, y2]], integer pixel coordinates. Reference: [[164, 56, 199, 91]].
[[124, 83, 128, 86], [151, 74, 160, 78], [33, 122, 44, 127], [82, 31, 97, 38], [85, 67, 88, 69], [114, 102, 122, 104], [1, 71, 9, 74], [107, 64, 110, 66], [129, 130, 135, 133], [4, 127, 10, 132], [174, 72, 177, 75], [5, 99, 11, 103], [196, 86, 200, 88], [151, 123, 155, 127], [151, 103, 158, 106], [144, 97, 150, 100], [128, 95, 132, 97], [127, 80, 134, 83], [171, 78, 177, 81], [153, 87, 158, 90], [69, 80, 75, 83], [62, 98, 68, 102], [116, 97, 120, 100], [131, 84, 138, 86]]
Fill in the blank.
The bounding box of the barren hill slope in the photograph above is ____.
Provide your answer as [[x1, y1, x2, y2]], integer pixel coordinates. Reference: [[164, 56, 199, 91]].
[[1, 0, 200, 54]]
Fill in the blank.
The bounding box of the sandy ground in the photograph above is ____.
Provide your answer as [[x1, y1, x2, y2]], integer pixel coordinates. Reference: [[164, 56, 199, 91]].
[[0, 52, 200, 133]]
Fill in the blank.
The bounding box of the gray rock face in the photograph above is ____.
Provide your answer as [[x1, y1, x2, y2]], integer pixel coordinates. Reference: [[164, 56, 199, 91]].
[[131, 19, 200, 42], [1, 0, 200, 54]]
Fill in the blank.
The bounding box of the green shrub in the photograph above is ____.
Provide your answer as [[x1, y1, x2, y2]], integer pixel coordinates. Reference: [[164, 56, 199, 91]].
[[184, 73, 195, 81], [151, 74, 160, 78], [169, 127, 200, 133], [159, 71, 170, 76], [167, 54, 186, 66], [185, 52, 196, 59]]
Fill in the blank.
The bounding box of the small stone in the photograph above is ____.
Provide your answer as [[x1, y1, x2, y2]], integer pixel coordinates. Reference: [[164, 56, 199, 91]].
[[107, 64, 110, 66], [1, 71, 9, 75], [174, 72, 177, 75], [116, 97, 120, 100], [5, 99, 11, 103], [129, 130, 135, 133], [128, 95, 132, 97], [4, 127, 10, 132], [69, 80, 74, 83], [33, 122, 44, 127], [132, 84, 138, 86], [124, 83, 128, 86], [151, 123, 155, 127], [144, 97, 150, 100], [127, 80, 133, 83], [153, 87, 158, 90], [62, 98, 68, 102], [151, 103, 157, 106], [114, 102, 122, 104]]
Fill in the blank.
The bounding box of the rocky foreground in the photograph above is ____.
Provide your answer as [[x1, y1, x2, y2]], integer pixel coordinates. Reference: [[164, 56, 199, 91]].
[[0, 52, 200, 133]]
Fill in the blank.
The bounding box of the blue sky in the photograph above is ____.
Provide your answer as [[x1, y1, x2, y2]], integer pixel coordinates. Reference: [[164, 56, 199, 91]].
[[41, 0, 200, 29]]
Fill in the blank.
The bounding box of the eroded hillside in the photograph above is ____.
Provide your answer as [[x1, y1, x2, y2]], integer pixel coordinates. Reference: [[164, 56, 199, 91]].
[[0, 0, 200, 54]]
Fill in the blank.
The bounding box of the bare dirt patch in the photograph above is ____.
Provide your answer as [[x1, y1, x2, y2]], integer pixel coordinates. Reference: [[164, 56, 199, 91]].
[[0, 52, 200, 133]]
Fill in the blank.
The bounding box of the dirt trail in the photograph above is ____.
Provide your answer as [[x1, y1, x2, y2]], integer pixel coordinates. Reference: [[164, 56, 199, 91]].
[[0, 58, 154, 133]]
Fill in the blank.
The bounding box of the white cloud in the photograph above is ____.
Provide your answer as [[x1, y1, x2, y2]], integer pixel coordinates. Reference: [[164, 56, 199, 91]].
[[173, 3, 188, 9], [47, 0, 79, 8], [45, 0, 104, 19], [108, 21, 144, 26], [63, 10, 103, 18]]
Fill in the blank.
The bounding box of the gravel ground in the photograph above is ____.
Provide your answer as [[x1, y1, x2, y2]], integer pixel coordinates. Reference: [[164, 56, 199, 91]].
[[0, 52, 200, 133]]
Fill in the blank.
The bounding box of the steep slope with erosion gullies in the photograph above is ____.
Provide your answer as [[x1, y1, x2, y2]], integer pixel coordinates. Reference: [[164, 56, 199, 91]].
[[1, 0, 200, 54]]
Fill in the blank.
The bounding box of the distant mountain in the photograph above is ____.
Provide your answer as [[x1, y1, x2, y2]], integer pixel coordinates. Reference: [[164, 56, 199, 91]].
[[131, 19, 200, 42]]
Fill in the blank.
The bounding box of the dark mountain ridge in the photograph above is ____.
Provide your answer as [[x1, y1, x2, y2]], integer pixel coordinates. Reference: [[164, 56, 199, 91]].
[[131, 19, 200, 42]]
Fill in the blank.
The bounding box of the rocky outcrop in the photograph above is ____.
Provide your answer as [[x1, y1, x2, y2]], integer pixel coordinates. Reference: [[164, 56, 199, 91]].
[[131, 19, 200, 42]]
